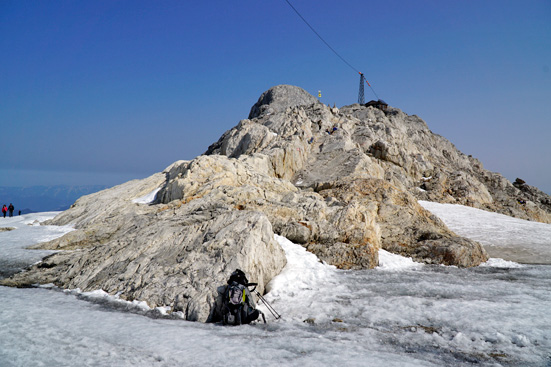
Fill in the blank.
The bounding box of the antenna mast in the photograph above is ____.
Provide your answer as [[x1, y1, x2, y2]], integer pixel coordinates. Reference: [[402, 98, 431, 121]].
[[358, 73, 365, 104]]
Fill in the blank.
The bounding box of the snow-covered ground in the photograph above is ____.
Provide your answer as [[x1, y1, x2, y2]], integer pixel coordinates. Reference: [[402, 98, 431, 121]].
[[1, 206, 550, 366], [132, 187, 161, 204], [0, 213, 73, 278], [419, 201, 551, 264]]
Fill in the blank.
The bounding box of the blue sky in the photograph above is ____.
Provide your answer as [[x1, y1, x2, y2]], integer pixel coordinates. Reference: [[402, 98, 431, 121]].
[[1, 0, 550, 193]]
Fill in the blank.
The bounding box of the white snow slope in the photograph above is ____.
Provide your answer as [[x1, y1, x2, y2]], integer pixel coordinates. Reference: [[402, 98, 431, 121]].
[[419, 200, 551, 264]]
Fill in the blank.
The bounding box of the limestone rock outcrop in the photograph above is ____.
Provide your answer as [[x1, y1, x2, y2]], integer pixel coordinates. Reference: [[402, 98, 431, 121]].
[[208, 86, 551, 223], [2, 169, 286, 322], [248, 84, 319, 119], [4, 84, 550, 321]]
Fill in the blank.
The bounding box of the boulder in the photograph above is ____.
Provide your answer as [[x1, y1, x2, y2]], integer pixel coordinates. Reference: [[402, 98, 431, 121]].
[[156, 154, 381, 269]]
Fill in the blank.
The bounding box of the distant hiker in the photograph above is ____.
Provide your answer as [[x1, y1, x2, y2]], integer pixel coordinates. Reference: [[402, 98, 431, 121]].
[[8, 203, 14, 217], [18, 210, 21, 216], [2, 205, 7, 218], [209, 269, 262, 325]]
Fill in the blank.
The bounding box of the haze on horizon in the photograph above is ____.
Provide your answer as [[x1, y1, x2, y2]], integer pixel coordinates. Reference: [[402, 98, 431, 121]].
[[1, 0, 550, 194]]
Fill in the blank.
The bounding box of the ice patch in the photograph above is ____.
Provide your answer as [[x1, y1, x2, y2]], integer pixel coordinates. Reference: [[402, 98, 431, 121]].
[[377, 249, 424, 270], [59, 287, 184, 318], [132, 187, 161, 204], [36, 225, 74, 243], [479, 258, 524, 268], [512, 334, 531, 347]]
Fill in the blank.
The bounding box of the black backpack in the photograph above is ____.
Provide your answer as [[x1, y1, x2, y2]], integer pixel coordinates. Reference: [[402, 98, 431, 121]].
[[222, 269, 264, 325], [223, 281, 247, 325]]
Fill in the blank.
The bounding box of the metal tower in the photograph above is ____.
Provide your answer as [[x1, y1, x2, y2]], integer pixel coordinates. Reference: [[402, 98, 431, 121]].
[[358, 73, 365, 104]]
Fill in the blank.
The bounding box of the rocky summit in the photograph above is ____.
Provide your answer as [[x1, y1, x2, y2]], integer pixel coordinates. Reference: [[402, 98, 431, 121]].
[[3, 85, 550, 321]]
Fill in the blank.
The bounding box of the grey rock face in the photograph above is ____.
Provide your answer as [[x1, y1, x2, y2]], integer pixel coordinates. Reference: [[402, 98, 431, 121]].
[[156, 154, 381, 269], [339, 105, 551, 223], [513, 178, 551, 213], [213, 87, 551, 223], [248, 84, 320, 119]]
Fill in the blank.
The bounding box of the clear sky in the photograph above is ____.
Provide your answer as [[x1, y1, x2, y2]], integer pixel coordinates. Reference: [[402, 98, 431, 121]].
[[1, 0, 550, 193]]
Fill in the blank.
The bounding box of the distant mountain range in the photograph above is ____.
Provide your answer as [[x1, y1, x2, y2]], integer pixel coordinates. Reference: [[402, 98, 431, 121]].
[[0, 185, 108, 213]]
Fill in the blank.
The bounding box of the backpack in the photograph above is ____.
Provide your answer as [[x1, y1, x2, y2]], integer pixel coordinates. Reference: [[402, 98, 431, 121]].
[[223, 281, 247, 326], [221, 269, 264, 325]]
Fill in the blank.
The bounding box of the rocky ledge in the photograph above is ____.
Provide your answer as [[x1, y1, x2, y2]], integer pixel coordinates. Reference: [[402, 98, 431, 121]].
[[3, 85, 550, 321]]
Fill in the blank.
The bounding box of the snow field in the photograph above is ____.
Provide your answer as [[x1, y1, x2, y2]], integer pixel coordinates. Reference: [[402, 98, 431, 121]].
[[1, 205, 551, 366]]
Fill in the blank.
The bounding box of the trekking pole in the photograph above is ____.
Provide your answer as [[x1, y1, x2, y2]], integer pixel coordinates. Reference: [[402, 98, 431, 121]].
[[254, 290, 281, 320], [247, 283, 281, 320]]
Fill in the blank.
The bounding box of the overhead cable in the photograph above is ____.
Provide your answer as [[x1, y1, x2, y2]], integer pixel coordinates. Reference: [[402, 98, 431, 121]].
[[283, 0, 380, 100], [283, 0, 360, 74]]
